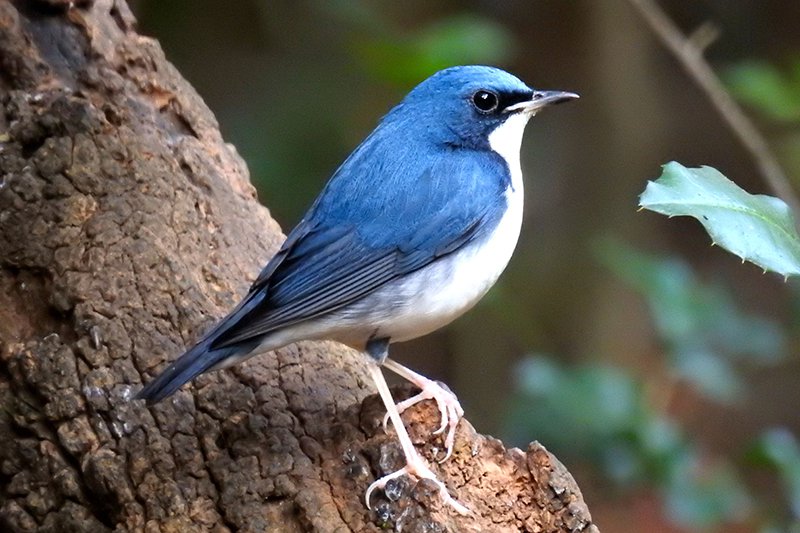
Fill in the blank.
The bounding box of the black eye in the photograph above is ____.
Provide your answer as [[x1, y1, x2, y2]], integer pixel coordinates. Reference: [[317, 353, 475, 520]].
[[472, 90, 499, 113]]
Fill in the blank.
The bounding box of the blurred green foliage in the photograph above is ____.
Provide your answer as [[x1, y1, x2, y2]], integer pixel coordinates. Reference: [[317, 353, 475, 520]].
[[750, 429, 800, 530], [726, 60, 800, 123], [504, 240, 787, 528], [313, 1, 514, 88], [504, 355, 753, 528], [725, 59, 800, 191], [601, 239, 786, 402], [352, 14, 514, 85]]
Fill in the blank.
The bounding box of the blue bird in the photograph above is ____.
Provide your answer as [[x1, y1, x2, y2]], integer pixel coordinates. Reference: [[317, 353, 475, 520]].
[[136, 65, 577, 514]]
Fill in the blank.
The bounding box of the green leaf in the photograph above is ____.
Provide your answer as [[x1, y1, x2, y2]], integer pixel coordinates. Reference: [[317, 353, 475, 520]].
[[639, 162, 800, 277]]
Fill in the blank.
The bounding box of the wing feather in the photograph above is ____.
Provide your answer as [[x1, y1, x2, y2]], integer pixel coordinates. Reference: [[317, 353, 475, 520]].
[[211, 141, 508, 349]]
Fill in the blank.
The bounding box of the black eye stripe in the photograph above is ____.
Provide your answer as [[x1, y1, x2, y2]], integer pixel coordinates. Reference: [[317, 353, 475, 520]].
[[469, 89, 534, 113], [498, 89, 534, 111]]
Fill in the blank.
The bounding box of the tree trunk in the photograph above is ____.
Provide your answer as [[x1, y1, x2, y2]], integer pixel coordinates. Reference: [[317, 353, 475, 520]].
[[0, 1, 598, 531]]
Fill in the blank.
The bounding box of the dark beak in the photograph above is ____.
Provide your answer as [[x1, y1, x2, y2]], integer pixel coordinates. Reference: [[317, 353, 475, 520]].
[[509, 90, 580, 114]]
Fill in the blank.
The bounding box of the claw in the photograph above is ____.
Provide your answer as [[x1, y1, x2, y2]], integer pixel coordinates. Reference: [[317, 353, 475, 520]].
[[381, 361, 464, 462], [365, 454, 470, 515], [439, 401, 463, 463], [381, 389, 449, 435], [367, 363, 469, 515], [365, 467, 408, 508]]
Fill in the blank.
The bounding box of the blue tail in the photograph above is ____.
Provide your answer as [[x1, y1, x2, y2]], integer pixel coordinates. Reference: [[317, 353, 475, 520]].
[[136, 290, 267, 404], [134, 340, 245, 404]]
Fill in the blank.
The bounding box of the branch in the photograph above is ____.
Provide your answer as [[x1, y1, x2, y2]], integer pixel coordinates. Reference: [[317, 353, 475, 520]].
[[627, 0, 800, 217]]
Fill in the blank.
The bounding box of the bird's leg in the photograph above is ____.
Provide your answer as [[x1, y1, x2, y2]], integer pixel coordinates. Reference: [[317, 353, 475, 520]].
[[381, 358, 464, 463], [365, 363, 469, 515]]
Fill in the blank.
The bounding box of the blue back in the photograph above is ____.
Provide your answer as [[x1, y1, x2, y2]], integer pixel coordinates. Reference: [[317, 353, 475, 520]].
[[212, 66, 533, 344]]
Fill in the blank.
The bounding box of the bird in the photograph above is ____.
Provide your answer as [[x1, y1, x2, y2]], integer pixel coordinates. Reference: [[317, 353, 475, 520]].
[[136, 65, 577, 514]]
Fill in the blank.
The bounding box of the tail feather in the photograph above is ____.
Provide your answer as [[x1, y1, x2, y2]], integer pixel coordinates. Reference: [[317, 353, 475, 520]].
[[135, 341, 239, 403], [136, 290, 267, 403]]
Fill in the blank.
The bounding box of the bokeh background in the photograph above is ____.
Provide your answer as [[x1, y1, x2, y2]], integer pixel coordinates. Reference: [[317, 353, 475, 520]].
[[132, 1, 800, 531]]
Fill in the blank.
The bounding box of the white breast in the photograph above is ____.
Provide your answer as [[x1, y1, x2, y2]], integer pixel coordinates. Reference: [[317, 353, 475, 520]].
[[347, 113, 531, 343], [253, 113, 533, 352]]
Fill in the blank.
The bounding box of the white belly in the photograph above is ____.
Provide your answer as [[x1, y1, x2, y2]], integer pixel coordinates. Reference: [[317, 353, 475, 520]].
[[340, 112, 529, 343], [255, 112, 530, 351], [367, 192, 522, 342]]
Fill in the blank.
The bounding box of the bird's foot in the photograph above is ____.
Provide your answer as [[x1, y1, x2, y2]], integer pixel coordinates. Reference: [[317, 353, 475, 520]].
[[382, 377, 464, 462], [365, 451, 470, 515]]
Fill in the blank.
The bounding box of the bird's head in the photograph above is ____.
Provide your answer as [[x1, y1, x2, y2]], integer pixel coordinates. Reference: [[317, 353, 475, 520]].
[[390, 65, 578, 152]]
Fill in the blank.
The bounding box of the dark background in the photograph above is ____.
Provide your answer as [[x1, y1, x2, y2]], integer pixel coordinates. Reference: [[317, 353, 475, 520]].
[[132, 1, 800, 531]]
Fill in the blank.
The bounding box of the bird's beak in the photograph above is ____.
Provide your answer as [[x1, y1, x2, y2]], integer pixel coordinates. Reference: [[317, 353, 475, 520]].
[[507, 90, 580, 115]]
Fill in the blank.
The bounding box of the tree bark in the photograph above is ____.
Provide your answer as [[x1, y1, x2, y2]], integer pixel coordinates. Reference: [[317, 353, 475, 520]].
[[0, 1, 598, 531]]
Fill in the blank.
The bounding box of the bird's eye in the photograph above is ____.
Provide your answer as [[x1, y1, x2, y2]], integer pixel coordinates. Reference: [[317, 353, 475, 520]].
[[472, 90, 499, 113]]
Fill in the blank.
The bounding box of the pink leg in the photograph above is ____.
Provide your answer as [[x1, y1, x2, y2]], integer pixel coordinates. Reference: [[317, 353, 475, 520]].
[[365, 364, 469, 515], [381, 358, 464, 463]]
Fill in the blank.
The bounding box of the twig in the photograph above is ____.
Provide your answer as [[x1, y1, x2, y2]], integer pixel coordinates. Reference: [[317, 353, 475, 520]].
[[627, 0, 800, 217]]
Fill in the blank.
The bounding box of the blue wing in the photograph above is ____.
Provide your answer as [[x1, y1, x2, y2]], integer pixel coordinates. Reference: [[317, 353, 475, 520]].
[[212, 142, 509, 347], [136, 122, 510, 403]]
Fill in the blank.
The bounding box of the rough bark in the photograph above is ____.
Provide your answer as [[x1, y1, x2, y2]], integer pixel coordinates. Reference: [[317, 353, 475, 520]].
[[0, 1, 598, 531]]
